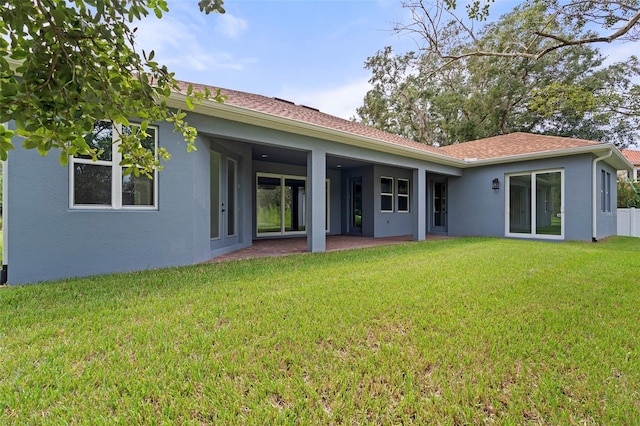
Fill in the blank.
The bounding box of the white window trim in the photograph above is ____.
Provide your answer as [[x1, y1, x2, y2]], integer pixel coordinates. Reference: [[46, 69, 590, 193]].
[[380, 176, 394, 213], [505, 169, 565, 240], [397, 178, 410, 213], [69, 123, 158, 210], [256, 172, 330, 237]]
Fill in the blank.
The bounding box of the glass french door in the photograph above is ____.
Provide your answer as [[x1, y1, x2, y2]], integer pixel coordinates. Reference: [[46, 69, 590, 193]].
[[211, 150, 238, 244], [432, 181, 447, 232]]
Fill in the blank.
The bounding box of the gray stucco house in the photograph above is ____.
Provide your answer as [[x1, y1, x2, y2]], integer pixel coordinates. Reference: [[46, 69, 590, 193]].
[[2, 82, 633, 284]]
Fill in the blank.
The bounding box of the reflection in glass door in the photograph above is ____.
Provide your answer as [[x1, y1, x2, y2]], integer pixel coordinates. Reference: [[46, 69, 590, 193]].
[[256, 173, 329, 236], [509, 175, 531, 234], [257, 174, 306, 236], [349, 177, 362, 235], [284, 178, 306, 232], [535, 172, 562, 236], [256, 176, 282, 234], [432, 181, 447, 232]]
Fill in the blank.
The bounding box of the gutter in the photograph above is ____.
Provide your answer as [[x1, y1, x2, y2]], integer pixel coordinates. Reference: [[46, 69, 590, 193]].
[[1, 122, 7, 284], [461, 145, 628, 169], [592, 149, 613, 242]]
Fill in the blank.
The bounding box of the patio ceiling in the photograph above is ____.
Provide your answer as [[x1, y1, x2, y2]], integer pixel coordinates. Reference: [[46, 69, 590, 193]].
[[251, 143, 379, 171]]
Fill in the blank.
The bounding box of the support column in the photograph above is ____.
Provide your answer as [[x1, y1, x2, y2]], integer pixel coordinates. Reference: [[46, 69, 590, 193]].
[[413, 168, 426, 241], [307, 149, 326, 252]]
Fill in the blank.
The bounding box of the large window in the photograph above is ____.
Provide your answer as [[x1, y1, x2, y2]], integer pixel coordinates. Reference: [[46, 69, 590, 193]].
[[256, 173, 329, 236], [506, 170, 564, 239], [70, 121, 158, 209]]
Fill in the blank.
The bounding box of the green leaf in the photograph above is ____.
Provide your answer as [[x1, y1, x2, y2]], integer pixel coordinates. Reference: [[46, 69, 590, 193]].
[[59, 150, 69, 166], [1, 0, 226, 170]]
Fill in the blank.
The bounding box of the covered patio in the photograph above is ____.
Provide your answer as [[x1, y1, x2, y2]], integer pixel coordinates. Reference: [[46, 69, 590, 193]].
[[209, 234, 450, 262]]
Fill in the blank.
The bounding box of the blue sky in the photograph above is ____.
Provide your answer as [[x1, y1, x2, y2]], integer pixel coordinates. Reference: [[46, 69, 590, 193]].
[[136, 0, 420, 118], [135, 0, 634, 119]]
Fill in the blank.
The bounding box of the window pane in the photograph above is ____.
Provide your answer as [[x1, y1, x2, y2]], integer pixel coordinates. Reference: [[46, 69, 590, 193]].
[[74, 164, 112, 205], [121, 125, 156, 207], [122, 173, 154, 206], [124, 125, 156, 152], [381, 177, 393, 194], [509, 175, 531, 234], [257, 176, 282, 233], [398, 196, 409, 212], [210, 151, 220, 239], [381, 194, 393, 212], [398, 179, 409, 195], [535, 172, 561, 235], [80, 121, 113, 161]]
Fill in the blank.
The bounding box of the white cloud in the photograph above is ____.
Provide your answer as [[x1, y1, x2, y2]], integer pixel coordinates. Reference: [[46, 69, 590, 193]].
[[216, 13, 249, 39], [133, 14, 249, 73], [279, 79, 373, 120]]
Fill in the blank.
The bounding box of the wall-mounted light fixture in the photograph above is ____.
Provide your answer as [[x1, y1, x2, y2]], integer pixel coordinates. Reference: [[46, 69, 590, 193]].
[[492, 178, 500, 190]]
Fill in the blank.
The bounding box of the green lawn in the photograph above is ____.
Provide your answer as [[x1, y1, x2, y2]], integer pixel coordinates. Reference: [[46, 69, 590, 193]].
[[1, 237, 639, 424]]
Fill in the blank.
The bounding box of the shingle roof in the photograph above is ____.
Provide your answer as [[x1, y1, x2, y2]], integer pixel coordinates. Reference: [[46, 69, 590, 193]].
[[622, 149, 640, 165], [438, 132, 603, 160], [177, 81, 442, 155], [175, 82, 618, 164]]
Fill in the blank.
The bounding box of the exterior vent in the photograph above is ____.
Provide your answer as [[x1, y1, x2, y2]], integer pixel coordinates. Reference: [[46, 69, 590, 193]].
[[301, 105, 319, 112]]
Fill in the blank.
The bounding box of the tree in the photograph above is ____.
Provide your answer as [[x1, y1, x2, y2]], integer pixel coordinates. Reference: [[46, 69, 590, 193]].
[[618, 178, 640, 207], [397, 0, 640, 65], [0, 0, 226, 177], [356, 3, 640, 147]]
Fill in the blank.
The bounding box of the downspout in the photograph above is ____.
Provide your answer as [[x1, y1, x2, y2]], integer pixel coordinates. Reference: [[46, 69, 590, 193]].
[[592, 149, 613, 242], [1, 122, 7, 284]]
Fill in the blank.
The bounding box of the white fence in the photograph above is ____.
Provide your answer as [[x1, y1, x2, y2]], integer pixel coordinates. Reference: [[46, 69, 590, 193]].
[[617, 208, 640, 237]]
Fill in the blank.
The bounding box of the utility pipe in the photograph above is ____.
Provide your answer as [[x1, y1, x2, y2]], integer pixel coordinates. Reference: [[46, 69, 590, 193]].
[[592, 149, 613, 242]]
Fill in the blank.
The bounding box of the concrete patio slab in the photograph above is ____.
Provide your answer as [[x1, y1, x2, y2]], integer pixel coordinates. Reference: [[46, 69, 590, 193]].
[[209, 234, 449, 263]]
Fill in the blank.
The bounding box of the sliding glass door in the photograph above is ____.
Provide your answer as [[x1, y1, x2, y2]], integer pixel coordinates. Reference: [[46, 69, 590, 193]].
[[506, 170, 564, 239], [256, 173, 329, 236]]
